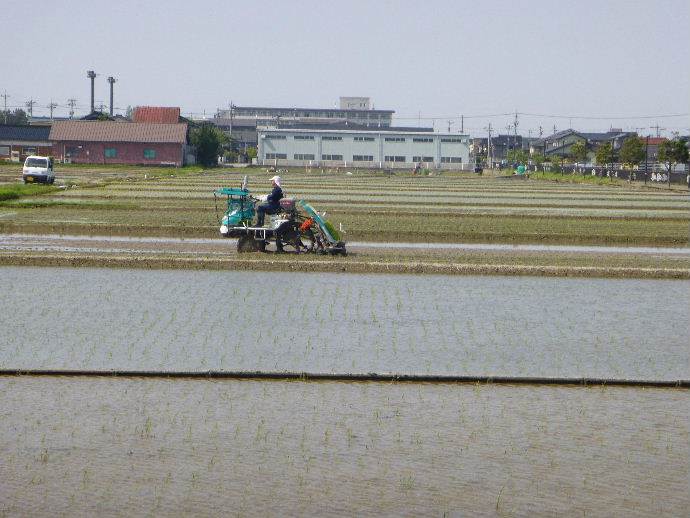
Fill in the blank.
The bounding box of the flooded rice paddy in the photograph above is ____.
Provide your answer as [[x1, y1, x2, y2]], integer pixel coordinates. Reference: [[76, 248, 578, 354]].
[[0, 376, 687, 516], [2, 266, 688, 380]]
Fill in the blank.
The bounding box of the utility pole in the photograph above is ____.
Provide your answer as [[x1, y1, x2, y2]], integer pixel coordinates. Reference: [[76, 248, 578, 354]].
[[107, 76, 116, 116], [461, 114, 464, 133], [486, 123, 493, 169], [1, 90, 9, 123], [25, 99, 36, 118], [447, 120, 453, 133], [644, 135, 649, 185], [67, 98, 77, 119], [651, 124, 665, 138], [539, 126, 543, 137], [553, 124, 557, 135], [87, 70, 97, 113], [47, 100, 58, 120], [513, 111, 519, 150]]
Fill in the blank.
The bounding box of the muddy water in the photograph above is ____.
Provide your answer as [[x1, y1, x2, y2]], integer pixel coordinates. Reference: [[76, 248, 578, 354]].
[[2, 266, 688, 380], [0, 376, 687, 516]]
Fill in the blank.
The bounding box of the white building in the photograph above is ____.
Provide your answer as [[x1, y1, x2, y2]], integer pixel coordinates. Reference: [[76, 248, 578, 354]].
[[258, 127, 471, 169]]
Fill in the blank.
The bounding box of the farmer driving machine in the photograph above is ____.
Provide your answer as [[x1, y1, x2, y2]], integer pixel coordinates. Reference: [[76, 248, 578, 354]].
[[214, 177, 346, 255]]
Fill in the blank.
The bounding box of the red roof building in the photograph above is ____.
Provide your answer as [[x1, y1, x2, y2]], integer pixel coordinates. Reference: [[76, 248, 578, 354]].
[[49, 120, 190, 166], [132, 106, 181, 124]]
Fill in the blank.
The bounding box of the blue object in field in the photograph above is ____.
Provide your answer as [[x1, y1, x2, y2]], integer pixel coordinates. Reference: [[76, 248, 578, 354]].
[[516, 164, 527, 175], [299, 200, 337, 244], [215, 188, 255, 225]]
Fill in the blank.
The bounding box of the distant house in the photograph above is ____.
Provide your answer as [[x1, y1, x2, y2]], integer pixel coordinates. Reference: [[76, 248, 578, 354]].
[[530, 129, 636, 162], [49, 120, 191, 166], [132, 106, 181, 124], [641, 137, 667, 161], [0, 125, 52, 162], [470, 134, 522, 162]]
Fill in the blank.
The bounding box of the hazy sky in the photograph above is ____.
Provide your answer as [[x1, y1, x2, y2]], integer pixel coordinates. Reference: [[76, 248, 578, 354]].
[[5, 0, 689, 136]]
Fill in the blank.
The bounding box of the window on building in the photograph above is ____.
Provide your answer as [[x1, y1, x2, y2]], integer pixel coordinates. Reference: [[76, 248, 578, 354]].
[[441, 138, 463, 143], [413, 137, 433, 143], [266, 153, 287, 159], [354, 136, 375, 142], [384, 155, 406, 162], [294, 153, 315, 160], [294, 135, 314, 140], [412, 156, 434, 162], [0, 146, 9, 156], [144, 149, 156, 159], [264, 134, 287, 140], [322, 154, 343, 160], [441, 157, 462, 163], [22, 147, 37, 155], [352, 155, 374, 161], [105, 148, 117, 158], [384, 137, 405, 142], [322, 136, 342, 141]]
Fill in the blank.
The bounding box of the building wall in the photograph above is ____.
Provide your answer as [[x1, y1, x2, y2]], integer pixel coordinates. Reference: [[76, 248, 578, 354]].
[[0, 141, 52, 161], [51, 141, 184, 166], [219, 107, 393, 127], [258, 130, 470, 169]]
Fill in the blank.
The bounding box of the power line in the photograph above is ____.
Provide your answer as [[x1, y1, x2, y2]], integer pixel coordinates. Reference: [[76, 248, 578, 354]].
[[394, 111, 689, 121]]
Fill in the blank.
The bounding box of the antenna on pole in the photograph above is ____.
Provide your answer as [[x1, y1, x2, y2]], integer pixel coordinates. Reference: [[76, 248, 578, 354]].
[[107, 76, 117, 116], [87, 70, 97, 113]]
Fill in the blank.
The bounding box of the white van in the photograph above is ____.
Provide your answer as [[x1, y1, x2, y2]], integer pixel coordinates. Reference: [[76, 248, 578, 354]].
[[23, 156, 55, 184]]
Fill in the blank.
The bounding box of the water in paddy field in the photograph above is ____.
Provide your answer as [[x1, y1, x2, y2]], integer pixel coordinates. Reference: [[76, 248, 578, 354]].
[[0, 377, 687, 516], [2, 266, 688, 380]]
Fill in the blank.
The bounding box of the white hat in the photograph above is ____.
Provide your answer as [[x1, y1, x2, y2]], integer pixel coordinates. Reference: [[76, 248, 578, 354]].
[[270, 175, 281, 186]]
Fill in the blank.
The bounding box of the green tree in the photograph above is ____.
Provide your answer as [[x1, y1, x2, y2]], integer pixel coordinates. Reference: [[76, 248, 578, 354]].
[[506, 148, 529, 165], [246, 146, 257, 160], [619, 136, 645, 168], [570, 140, 588, 164], [531, 153, 546, 167], [190, 124, 228, 167], [658, 139, 689, 187], [0, 108, 28, 125], [595, 142, 614, 165]]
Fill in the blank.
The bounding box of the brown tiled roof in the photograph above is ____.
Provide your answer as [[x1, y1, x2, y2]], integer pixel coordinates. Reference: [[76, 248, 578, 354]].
[[132, 106, 181, 124], [49, 121, 187, 143]]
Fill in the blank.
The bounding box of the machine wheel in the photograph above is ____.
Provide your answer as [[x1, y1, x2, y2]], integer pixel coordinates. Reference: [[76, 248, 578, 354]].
[[237, 235, 265, 253]]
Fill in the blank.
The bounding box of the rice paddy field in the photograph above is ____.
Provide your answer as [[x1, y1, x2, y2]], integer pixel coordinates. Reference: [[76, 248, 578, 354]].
[[2, 267, 689, 381], [1, 163, 688, 515], [0, 164, 688, 247]]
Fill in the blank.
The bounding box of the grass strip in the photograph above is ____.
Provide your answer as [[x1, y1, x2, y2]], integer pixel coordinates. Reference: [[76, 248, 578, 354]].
[[0, 184, 58, 201], [2, 253, 689, 279]]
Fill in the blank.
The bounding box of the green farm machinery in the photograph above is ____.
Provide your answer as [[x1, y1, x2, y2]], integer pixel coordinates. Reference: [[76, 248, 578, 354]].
[[214, 178, 346, 255]]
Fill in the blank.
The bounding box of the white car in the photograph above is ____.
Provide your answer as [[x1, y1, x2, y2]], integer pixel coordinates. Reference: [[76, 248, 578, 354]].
[[23, 156, 55, 184]]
